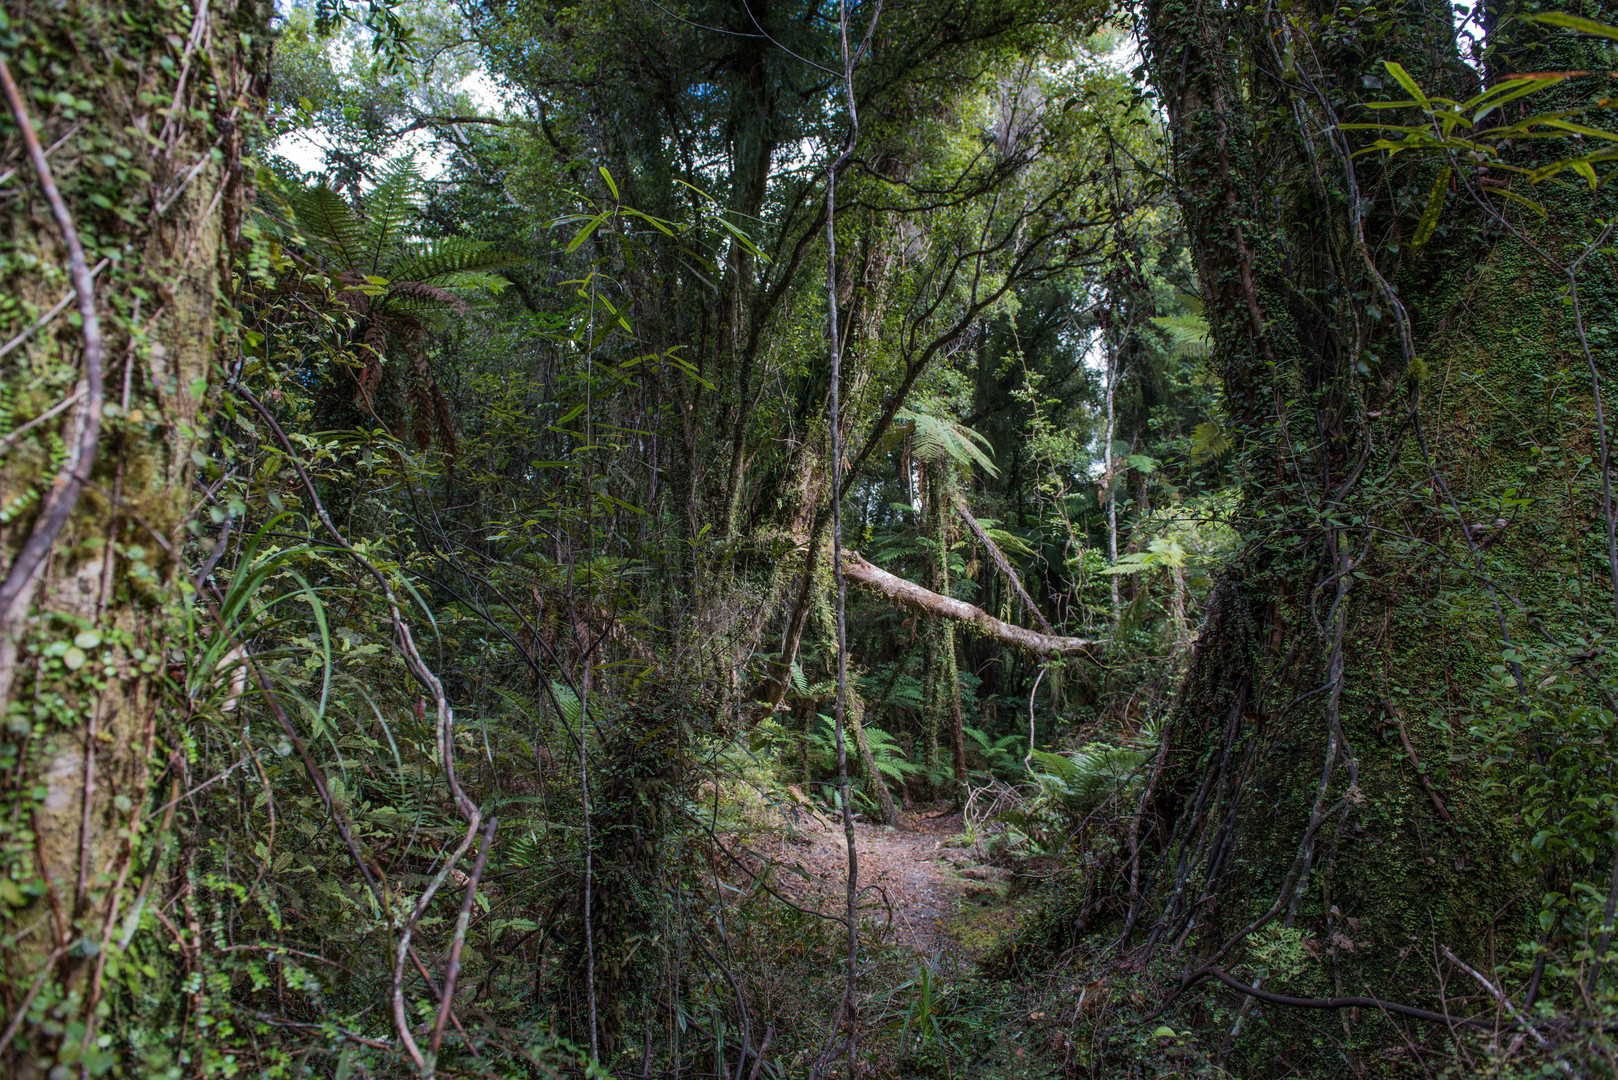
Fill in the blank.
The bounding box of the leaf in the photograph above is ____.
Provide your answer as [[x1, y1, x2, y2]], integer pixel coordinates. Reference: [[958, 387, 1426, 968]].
[[893, 407, 998, 476], [361, 156, 424, 274], [1412, 166, 1451, 247], [1190, 421, 1232, 464], [287, 185, 366, 270], [1150, 314, 1212, 359], [1382, 62, 1430, 110], [1492, 186, 1550, 216], [598, 165, 620, 200], [1527, 11, 1618, 39]]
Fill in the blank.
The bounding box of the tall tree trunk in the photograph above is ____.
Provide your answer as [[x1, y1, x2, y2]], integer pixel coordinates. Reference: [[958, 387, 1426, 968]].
[[0, 0, 262, 1073], [1134, 0, 1618, 1064]]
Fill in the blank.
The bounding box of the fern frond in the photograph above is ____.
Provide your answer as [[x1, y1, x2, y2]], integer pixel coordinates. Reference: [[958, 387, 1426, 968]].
[[387, 281, 468, 312], [361, 157, 425, 274], [1150, 313, 1212, 359], [895, 407, 999, 476], [1190, 420, 1232, 464], [288, 185, 366, 270], [390, 238, 521, 285]]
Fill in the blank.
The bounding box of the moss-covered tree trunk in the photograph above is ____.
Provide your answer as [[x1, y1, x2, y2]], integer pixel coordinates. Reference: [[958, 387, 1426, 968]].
[[0, 0, 261, 1073], [1133, 0, 1618, 1070]]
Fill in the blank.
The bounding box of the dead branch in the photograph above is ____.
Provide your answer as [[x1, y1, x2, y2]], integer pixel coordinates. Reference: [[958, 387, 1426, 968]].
[[841, 551, 1104, 657], [955, 494, 1055, 634]]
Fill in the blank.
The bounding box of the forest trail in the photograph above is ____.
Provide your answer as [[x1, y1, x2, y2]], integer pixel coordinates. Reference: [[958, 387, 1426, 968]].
[[741, 803, 1011, 954]]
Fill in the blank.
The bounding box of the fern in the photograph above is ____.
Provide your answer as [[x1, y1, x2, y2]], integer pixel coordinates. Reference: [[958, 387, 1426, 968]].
[[1149, 313, 1212, 359], [287, 184, 366, 270], [390, 238, 520, 287], [360, 156, 425, 274], [890, 407, 999, 476], [1190, 420, 1232, 464], [1028, 744, 1149, 809]]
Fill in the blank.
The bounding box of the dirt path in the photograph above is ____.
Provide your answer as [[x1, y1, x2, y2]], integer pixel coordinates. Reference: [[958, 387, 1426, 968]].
[[738, 802, 1007, 954]]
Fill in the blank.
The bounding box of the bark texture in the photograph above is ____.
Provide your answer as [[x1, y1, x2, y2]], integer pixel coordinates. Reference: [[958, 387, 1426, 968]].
[[0, 0, 263, 1072]]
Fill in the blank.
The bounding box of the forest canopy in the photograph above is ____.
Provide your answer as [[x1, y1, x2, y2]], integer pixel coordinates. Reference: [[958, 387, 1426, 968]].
[[2, 0, 1618, 1075]]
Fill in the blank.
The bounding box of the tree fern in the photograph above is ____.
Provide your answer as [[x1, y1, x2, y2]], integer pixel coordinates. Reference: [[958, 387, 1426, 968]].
[[1149, 313, 1212, 359], [890, 406, 999, 476], [287, 184, 366, 270]]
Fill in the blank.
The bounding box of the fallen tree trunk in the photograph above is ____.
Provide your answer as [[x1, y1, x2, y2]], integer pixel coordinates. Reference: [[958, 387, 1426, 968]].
[[841, 552, 1105, 658]]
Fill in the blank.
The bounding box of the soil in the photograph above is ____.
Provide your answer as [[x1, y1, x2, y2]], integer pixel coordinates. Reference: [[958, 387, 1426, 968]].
[[734, 798, 1011, 955]]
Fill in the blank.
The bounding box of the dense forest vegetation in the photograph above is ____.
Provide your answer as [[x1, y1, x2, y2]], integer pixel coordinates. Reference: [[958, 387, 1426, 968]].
[[4, 0, 1618, 1074]]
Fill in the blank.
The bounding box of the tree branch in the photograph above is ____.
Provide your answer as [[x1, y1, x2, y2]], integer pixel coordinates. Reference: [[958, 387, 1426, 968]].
[[841, 551, 1103, 657]]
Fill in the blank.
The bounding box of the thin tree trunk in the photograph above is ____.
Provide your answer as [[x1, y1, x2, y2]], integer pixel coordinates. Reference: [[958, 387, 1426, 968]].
[[955, 494, 1054, 634], [1103, 322, 1120, 621]]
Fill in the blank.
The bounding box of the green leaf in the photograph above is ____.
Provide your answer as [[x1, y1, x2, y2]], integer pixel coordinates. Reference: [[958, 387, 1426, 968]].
[[1412, 166, 1451, 247], [1492, 187, 1549, 216], [1527, 11, 1618, 39], [1190, 421, 1232, 464], [1382, 62, 1429, 110], [893, 407, 998, 476], [598, 165, 620, 200]]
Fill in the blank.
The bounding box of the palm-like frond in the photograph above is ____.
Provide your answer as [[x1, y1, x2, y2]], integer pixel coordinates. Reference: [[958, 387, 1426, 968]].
[[287, 185, 366, 270], [360, 157, 424, 274], [390, 238, 520, 286], [1150, 313, 1212, 360], [387, 281, 468, 314], [1190, 420, 1232, 464], [893, 407, 999, 476]]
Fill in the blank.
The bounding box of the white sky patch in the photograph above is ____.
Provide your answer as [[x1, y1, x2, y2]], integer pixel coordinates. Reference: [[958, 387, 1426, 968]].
[[267, 20, 511, 183]]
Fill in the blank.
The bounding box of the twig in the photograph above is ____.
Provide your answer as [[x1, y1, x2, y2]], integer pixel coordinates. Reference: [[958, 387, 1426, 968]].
[[1383, 702, 1453, 823], [0, 120, 79, 189], [0, 945, 67, 1051], [0, 387, 86, 449], [1441, 946, 1544, 1045], [747, 1025, 774, 1080], [254, 1015, 394, 1050], [0, 259, 108, 363], [0, 58, 105, 629], [431, 816, 497, 1057]]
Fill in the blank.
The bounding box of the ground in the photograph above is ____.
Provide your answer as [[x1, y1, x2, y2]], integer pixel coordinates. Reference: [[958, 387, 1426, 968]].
[[735, 797, 1019, 957]]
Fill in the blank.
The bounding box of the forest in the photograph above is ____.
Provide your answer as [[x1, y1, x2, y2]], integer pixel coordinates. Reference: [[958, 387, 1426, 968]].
[[3, 0, 1618, 1074]]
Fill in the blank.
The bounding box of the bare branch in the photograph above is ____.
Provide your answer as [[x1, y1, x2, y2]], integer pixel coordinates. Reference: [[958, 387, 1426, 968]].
[[841, 552, 1105, 657]]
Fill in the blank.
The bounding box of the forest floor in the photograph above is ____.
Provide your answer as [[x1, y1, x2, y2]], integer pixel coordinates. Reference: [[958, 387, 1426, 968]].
[[738, 796, 1020, 956]]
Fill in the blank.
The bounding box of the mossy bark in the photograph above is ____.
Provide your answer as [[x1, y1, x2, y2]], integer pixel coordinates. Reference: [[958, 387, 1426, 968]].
[[1135, 0, 1618, 1070], [0, 0, 263, 1073]]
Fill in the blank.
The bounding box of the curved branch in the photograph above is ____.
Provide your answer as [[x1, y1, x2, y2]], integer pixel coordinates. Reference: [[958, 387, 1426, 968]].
[[0, 58, 104, 626], [1164, 964, 1512, 1031]]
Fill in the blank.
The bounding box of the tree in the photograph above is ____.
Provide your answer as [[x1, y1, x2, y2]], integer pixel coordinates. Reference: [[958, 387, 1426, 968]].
[[0, 0, 265, 1074], [1120, 0, 1618, 1067]]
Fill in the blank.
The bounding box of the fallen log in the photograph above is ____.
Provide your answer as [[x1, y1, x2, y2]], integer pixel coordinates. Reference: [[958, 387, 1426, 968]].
[[840, 551, 1105, 658]]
